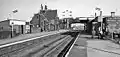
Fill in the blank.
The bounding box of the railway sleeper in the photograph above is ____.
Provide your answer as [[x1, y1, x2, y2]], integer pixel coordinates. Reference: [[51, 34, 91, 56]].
[[10, 35, 67, 57], [44, 37, 73, 57], [0, 34, 65, 57], [30, 35, 71, 57]]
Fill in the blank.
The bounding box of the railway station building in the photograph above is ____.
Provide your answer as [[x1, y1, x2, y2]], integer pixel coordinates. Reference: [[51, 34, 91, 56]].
[[0, 19, 28, 39], [30, 4, 59, 33]]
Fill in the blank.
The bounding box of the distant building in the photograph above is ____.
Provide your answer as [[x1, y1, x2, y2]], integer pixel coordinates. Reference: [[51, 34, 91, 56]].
[[0, 19, 27, 38], [103, 12, 120, 33], [89, 12, 120, 35], [62, 18, 74, 29]]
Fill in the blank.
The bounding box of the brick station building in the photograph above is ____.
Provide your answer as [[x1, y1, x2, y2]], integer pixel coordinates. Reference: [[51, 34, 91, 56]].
[[30, 5, 59, 32]]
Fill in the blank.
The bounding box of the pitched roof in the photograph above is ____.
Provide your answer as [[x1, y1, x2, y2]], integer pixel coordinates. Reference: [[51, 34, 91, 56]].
[[0, 19, 26, 23], [40, 10, 57, 21]]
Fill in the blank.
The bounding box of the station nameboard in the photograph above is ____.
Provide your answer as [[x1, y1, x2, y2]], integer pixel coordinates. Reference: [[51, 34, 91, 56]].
[[106, 17, 120, 24], [106, 17, 120, 33]]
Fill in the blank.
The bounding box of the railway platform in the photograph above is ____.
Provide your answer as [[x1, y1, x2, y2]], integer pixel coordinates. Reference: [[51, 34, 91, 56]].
[[67, 34, 120, 57], [67, 34, 88, 57], [87, 40, 120, 57], [0, 30, 69, 45], [0, 30, 76, 57]]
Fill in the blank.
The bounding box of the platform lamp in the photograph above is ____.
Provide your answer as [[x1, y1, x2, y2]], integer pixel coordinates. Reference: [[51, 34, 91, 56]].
[[11, 22, 14, 38], [8, 9, 18, 38]]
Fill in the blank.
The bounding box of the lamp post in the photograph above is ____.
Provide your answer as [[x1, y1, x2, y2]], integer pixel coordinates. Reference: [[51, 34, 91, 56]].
[[11, 22, 14, 38], [8, 9, 18, 19]]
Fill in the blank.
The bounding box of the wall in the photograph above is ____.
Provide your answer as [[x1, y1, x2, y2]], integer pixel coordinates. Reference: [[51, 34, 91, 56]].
[[0, 20, 11, 39], [0, 20, 10, 31]]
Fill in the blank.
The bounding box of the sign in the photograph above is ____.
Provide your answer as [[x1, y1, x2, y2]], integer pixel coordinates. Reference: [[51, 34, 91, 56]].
[[10, 20, 25, 25], [98, 16, 103, 22], [107, 17, 120, 26], [26, 25, 30, 29]]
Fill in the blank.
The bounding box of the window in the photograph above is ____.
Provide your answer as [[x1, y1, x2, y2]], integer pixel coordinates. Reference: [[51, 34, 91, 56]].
[[0, 27, 3, 31]]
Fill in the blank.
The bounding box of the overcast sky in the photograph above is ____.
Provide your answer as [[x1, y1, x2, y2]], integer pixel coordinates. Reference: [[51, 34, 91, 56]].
[[0, 0, 120, 21]]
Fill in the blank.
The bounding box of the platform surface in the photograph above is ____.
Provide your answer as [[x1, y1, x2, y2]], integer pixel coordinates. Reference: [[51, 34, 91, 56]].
[[87, 40, 120, 57], [68, 34, 120, 57], [0, 30, 68, 45]]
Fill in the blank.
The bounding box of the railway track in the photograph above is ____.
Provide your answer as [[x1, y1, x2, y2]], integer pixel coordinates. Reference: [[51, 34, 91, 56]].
[[33, 35, 72, 57], [58, 32, 79, 57], [24, 32, 80, 57], [0, 33, 66, 57], [0, 31, 79, 57]]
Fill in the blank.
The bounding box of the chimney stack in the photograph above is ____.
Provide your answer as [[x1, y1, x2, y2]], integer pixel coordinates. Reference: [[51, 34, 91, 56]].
[[111, 12, 115, 17], [41, 4, 43, 10], [45, 5, 47, 10]]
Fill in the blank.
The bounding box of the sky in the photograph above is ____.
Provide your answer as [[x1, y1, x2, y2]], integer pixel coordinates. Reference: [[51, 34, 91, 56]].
[[0, 0, 120, 21]]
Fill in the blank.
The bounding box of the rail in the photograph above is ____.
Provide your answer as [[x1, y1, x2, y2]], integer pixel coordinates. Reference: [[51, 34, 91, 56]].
[[58, 32, 80, 57]]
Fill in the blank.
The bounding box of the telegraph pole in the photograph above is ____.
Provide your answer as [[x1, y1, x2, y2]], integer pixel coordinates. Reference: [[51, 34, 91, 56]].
[[100, 11, 103, 34], [95, 6, 103, 38]]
